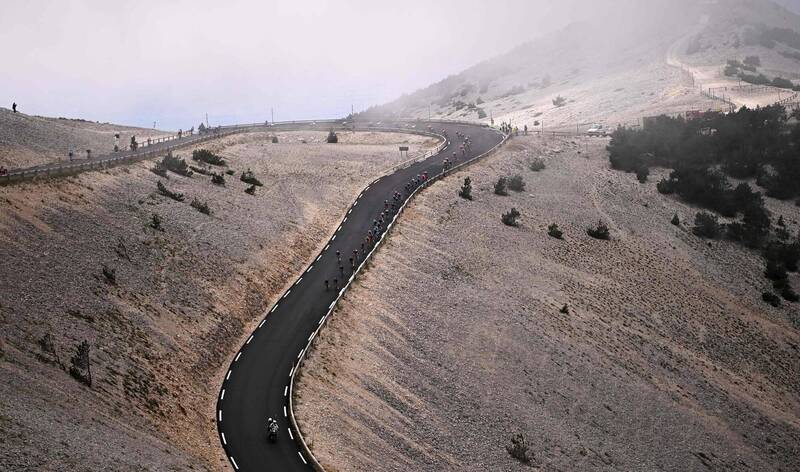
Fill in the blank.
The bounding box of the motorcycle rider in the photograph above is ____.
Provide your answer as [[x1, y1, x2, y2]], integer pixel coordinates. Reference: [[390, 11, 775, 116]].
[[267, 417, 279, 442]]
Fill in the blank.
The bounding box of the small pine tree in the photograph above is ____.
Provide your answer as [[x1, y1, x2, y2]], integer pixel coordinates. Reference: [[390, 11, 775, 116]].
[[506, 433, 532, 464], [150, 213, 163, 231], [671, 213, 680, 226], [494, 177, 509, 196], [548, 223, 563, 239], [459, 177, 473, 200], [69, 340, 92, 387], [502, 208, 521, 226], [587, 221, 610, 240]]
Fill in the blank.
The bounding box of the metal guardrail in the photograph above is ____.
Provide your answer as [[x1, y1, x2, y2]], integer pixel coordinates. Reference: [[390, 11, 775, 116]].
[[285, 124, 507, 471]]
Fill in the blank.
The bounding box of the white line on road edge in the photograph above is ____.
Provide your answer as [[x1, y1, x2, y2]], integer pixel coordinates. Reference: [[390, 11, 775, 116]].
[[298, 452, 307, 464], [259, 319, 266, 328], [297, 349, 304, 360], [283, 290, 291, 299], [329, 301, 336, 310], [289, 365, 295, 377], [316, 255, 322, 262], [230, 456, 239, 470], [226, 370, 232, 380], [271, 304, 278, 313], [283, 406, 287, 417], [332, 235, 336, 241], [348, 208, 352, 214], [284, 385, 288, 397], [221, 432, 227, 445], [353, 200, 358, 206], [288, 428, 294, 440], [246, 335, 254, 345], [220, 389, 225, 400], [343, 217, 348, 223], [296, 277, 303, 285], [235, 352, 241, 362], [218, 410, 222, 421], [307, 265, 314, 272]]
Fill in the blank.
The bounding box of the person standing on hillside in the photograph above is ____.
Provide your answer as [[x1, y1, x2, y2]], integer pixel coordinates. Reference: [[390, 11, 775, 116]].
[[12, 102, 17, 113]]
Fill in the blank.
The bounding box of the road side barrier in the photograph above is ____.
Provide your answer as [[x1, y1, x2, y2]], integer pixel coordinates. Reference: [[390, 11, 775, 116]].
[[286, 125, 508, 471]]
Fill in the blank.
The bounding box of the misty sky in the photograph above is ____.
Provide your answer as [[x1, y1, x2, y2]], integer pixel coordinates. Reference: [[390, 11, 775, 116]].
[[2, 0, 799, 129]]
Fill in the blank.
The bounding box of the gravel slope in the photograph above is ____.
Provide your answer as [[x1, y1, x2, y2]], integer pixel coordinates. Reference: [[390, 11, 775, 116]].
[[295, 135, 800, 471], [0, 130, 438, 471]]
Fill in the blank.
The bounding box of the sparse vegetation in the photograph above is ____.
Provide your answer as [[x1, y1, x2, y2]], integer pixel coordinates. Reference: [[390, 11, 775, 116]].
[[156, 181, 184, 202], [559, 304, 569, 314], [506, 433, 533, 464], [151, 162, 169, 178], [327, 130, 338, 143], [192, 149, 226, 166], [211, 173, 225, 186], [150, 213, 163, 231], [189, 165, 213, 176], [552, 95, 567, 107], [507, 174, 525, 192], [458, 177, 473, 200], [191, 199, 212, 215], [245, 184, 257, 195], [671, 213, 680, 226], [693, 212, 722, 239], [587, 221, 610, 240], [160, 151, 192, 176], [271, 135, 279, 143], [494, 177, 509, 196], [225, 169, 235, 175], [635, 166, 649, 183], [762, 291, 781, 307], [477, 108, 487, 119], [69, 340, 92, 387], [502, 208, 521, 227], [240, 169, 263, 186], [548, 223, 563, 239], [37, 333, 63, 368], [528, 158, 546, 171], [102, 265, 116, 285]]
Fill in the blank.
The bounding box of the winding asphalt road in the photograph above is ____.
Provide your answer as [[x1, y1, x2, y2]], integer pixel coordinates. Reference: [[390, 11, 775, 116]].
[[216, 121, 504, 471]]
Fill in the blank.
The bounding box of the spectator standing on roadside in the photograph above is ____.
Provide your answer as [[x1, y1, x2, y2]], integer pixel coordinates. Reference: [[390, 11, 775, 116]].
[[12, 102, 17, 113]]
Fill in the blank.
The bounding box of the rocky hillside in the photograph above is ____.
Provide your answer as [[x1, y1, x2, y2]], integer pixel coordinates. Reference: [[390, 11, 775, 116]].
[[0, 108, 173, 169], [358, 0, 800, 129], [0, 128, 438, 470]]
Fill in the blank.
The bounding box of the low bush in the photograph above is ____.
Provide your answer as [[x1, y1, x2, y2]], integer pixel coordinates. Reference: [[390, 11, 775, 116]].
[[151, 162, 169, 178], [762, 291, 781, 307], [671, 213, 680, 226], [189, 165, 213, 176], [552, 95, 567, 107], [636, 166, 649, 183], [327, 130, 338, 143], [156, 181, 184, 202], [587, 221, 610, 240], [225, 169, 235, 175], [161, 152, 192, 176], [150, 214, 163, 231], [692, 212, 722, 238], [459, 177, 473, 200], [245, 184, 256, 195], [548, 223, 563, 239], [240, 169, 263, 186], [507, 174, 526, 192], [506, 433, 533, 464], [494, 177, 509, 196], [192, 149, 226, 166], [211, 173, 225, 186], [102, 265, 116, 285], [191, 199, 212, 215], [477, 108, 487, 119], [502, 208, 521, 227], [656, 178, 675, 194], [271, 136, 279, 143], [529, 159, 546, 171], [68, 340, 92, 387], [744, 55, 761, 67]]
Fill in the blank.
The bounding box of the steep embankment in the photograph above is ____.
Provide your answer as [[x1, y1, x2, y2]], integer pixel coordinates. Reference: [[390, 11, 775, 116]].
[[0, 108, 173, 169], [296, 134, 800, 471], [0, 129, 438, 471]]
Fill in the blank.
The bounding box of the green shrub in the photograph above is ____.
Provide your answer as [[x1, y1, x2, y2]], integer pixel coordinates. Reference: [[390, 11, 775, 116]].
[[459, 177, 473, 200], [506, 433, 532, 464], [156, 181, 184, 202], [161, 152, 192, 176], [191, 199, 211, 215], [762, 291, 781, 307], [240, 169, 263, 186], [692, 212, 722, 238], [548, 223, 563, 239], [494, 177, 509, 196], [502, 208, 521, 227], [211, 173, 225, 186], [587, 221, 610, 240], [507, 174, 526, 192], [192, 149, 226, 166], [529, 159, 546, 171]]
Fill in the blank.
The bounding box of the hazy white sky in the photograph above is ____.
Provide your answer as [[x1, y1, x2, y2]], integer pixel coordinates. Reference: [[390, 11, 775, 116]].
[[2, 0, 796, 129]]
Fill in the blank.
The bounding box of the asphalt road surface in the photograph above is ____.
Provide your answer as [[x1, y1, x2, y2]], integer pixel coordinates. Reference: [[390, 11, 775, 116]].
[[216, 121, 505, 471]]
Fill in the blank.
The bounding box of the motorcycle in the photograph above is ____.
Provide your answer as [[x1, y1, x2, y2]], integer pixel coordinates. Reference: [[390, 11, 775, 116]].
[[267, 419, 279, 443]]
